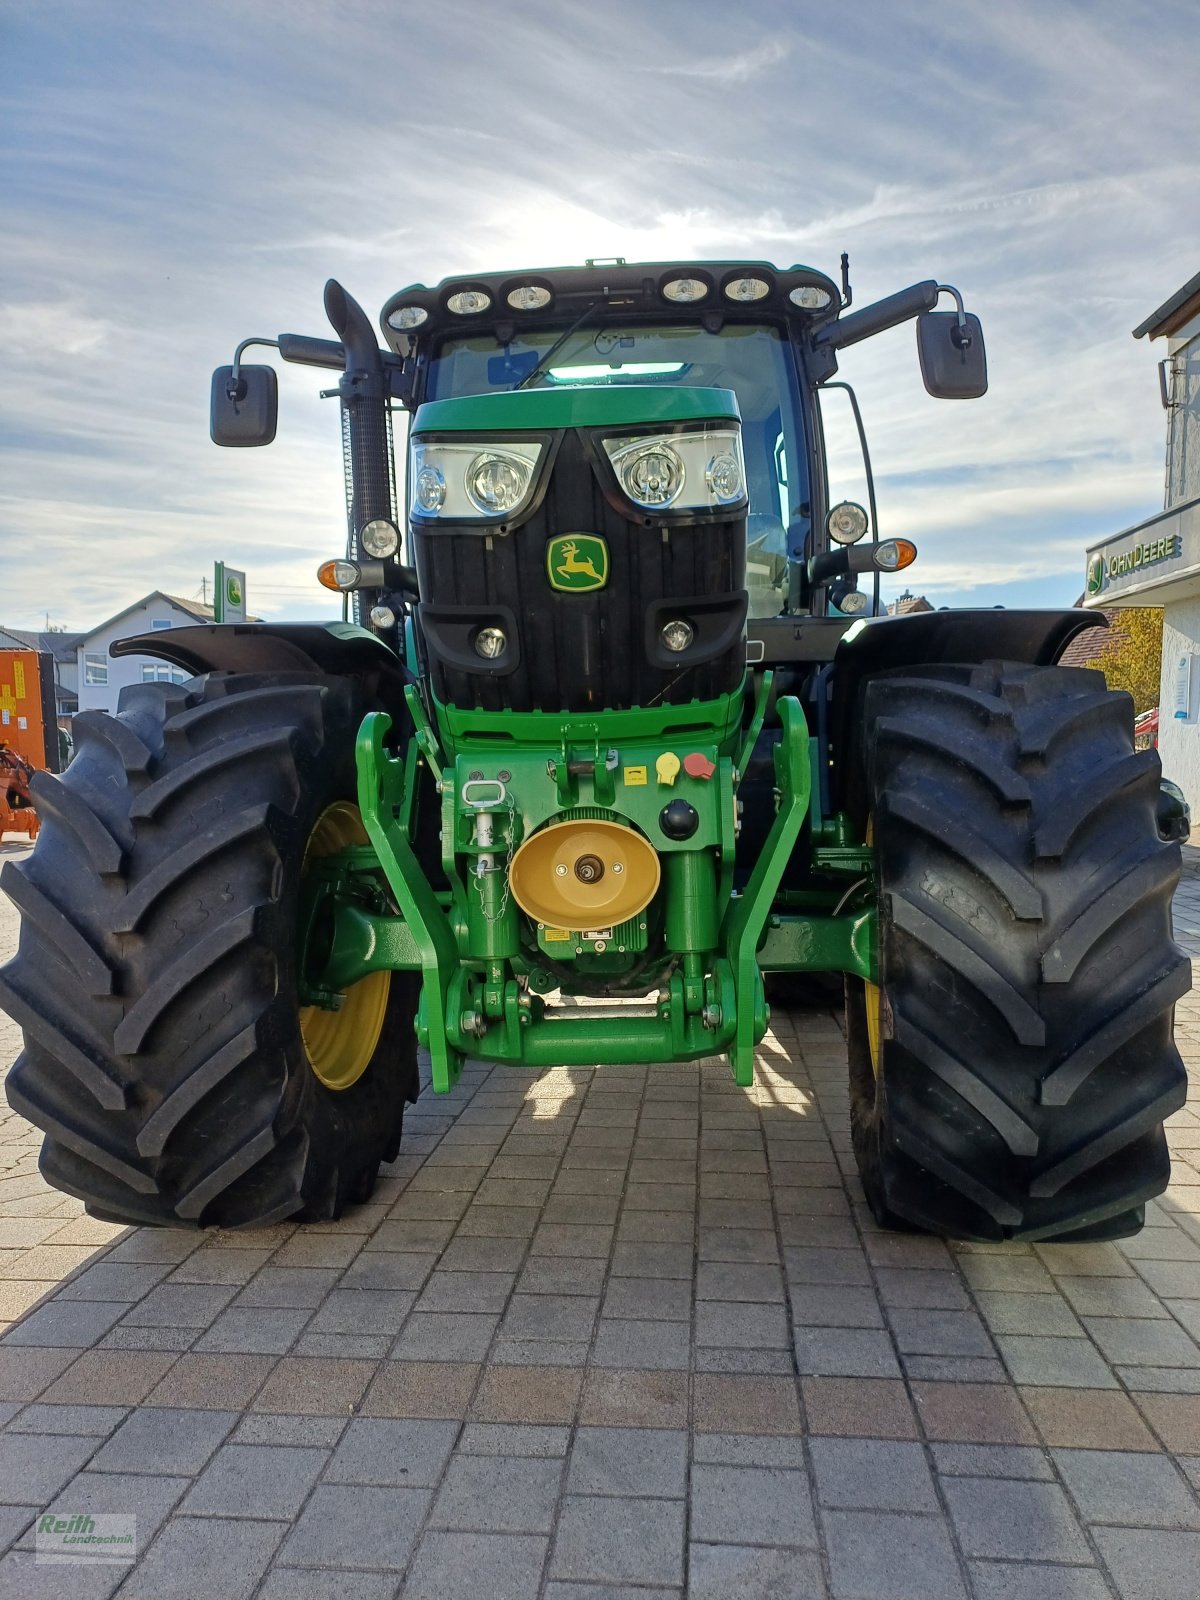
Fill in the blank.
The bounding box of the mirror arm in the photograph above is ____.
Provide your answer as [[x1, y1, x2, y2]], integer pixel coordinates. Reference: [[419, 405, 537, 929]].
[[227, 338, 279, 398], [812, 280, 939, 353]]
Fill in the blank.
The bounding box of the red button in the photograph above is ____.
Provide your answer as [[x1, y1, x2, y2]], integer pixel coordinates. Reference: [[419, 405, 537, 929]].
[[683, 753, 716, 779]]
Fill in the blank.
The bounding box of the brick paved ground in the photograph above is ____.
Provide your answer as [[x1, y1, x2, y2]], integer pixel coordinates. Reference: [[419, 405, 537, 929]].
[[0, 833, 1199, 1599]]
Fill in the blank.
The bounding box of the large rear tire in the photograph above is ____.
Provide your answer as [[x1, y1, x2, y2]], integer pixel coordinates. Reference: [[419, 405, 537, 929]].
[[846, 661, 1188, 1242], [0, 671, 421, 1228]]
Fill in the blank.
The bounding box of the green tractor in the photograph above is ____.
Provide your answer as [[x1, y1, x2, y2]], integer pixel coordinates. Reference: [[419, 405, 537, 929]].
[[1, 259, 1187, 1241]]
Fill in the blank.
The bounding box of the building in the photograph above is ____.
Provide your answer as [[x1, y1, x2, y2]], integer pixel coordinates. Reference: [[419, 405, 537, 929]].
[[886, 590, 934, 616], [1084, 270, 1200, 811], [73, 593, 216, 717]]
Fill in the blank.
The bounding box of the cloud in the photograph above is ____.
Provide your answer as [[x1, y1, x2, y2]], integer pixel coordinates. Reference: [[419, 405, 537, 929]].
[[1, 0, 1198, 630]]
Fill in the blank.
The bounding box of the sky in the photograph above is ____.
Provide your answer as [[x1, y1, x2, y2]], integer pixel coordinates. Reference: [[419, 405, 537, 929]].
[[2, 0, 1198, 630]]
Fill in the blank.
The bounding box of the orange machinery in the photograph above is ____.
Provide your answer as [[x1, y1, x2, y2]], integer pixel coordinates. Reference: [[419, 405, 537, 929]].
[[0, 649, 59, 842]]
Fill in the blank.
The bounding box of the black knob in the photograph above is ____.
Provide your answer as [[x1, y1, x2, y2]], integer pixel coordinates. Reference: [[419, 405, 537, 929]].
[[659, 799, 699, 841]]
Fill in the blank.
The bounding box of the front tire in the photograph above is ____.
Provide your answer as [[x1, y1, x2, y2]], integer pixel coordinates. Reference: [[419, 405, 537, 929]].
[[847, 661, 1188, 1242], [0, 671, 421, 1228]]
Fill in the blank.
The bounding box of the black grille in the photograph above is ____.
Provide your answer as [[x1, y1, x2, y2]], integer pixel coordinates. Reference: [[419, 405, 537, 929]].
[[412, 432, 746, 713]]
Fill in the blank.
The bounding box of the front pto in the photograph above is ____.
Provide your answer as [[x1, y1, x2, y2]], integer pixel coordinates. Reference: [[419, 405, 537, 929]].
[[294, 685, 875, 1091]]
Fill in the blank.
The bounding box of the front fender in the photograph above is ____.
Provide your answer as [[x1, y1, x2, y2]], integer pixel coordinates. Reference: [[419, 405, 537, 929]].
[[111, 621, 414, 709], [827, 607, 1108, 810]]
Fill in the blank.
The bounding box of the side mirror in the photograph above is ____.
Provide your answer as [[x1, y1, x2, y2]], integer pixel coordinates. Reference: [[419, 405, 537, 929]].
[[916, 311, 987, 399], [210, 364, 278, 446]]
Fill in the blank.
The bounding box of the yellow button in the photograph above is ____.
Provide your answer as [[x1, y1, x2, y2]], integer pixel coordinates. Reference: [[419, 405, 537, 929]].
[[656, 752, 680, 787], [623, 766, 647, 786]]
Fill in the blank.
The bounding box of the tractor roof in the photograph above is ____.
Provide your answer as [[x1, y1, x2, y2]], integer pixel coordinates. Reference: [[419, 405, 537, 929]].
[[380, 259, 840, 355]]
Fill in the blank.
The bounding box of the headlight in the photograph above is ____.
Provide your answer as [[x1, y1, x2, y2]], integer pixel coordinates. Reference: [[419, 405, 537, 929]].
[[360, 519, 400, 558], [445, 288, 492, 315], [386, 305, 428, 330], [602, 426, 746, 514], [827, 501, 869, 544], [723, 275, 771, 303], [789, 285, 833, 310], [410, 438, 545, 523]]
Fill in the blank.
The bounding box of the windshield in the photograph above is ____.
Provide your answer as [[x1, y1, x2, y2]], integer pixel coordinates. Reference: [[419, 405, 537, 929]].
[[425, 321, 809, 618]]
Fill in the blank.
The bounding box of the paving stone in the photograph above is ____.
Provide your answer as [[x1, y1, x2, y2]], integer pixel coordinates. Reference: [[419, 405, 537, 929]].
[[501, 1294, 599, 1341], [811, 1436, 939, 1511], [0, 1549, 124, 1598], [417, 1270, 516, 1313], [459, 1423, 570, 1457], [471, 1363, 581, 1424], [801, 1376, 919, 1439], [696, 1300, 789, 1348], [405, 1530, 549, 1600], [0, 1430, 98, 1500], [942, 1476, 1091, 1562], [695, 1261, 784, 1302], [888, 1308, 993, 1356], [974, 1292, 1083, 1337], [390, 1311, 499, 1362], [2, 1297, 125, 1347], [6, 1403, 127, 1435], [790, 1285, 885, 1328], [169, 1247, 274, 1286], [1134, 1392, 1200, 1452], [550, 1495, 685, 1585], [579, 1369, 689, 1429], [688, 1543, 821, 1599], [911, 1382, 1036, 1444], [55, 1263, 172, 1302], [116, 1511, 287, 1600], [994, 1335, 1118, 1388], [195, 1306, 311, 1355], [967, 1562, 1111, 1600], [339, 1251, 436, 1292], [232, 1414, 347, 1448], [931, 1442, 1054, 1480], [593, 1318, 691, 1370], [1082, 1315, 1200, 1366], [249, 1356, 376, 1416], [37, 1349, 175, 1406], [873, 1267, 971, 1310], [518, 1256, 608, 1296], [258, 1571, 397, 1600], [1057, 1275, 1171, 1318], [960, 1256, 1057, 1294], [325, 1417, 457, 1486], [1091, 1526, 1200, 1600], [1019, 1386, 1160, 1450], [601, 1278, 691, 1322], [692, 1373, 802, 1434], [793, 1327, 902, 1378], [439, 1235, 529, 1273], [1036, 1242, 1135, 1277], [180, 1442, 328, 1519], [142, 1353, 276, 1410], [691, 1461, 817, 1547], [823, 1506, 967, 1599], [610, 1242, 694, 1279], [431, 1452, 562, 1532], [1053, 1447, 1200, 1528], [90, 1405, 237, 1475], [280, 1481, 429, 1569], [567, 1427, 687, 1498], [119, 1281, 239, 1328], [99, 1323, 198, 1352]]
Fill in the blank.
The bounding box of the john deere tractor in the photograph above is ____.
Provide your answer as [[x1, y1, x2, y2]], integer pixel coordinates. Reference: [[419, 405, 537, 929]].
[[1, 258, 1188, 1240]]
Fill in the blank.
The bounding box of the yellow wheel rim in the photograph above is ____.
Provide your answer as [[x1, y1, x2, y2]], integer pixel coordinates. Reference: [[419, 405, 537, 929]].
[[863, 815, 882, 1077], [299, 801, 390, 1092]]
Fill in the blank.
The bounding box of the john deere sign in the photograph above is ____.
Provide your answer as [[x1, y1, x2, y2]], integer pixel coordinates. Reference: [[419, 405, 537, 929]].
[[1092, 534, 1182, 589], [1084, 497, 1200, 607]]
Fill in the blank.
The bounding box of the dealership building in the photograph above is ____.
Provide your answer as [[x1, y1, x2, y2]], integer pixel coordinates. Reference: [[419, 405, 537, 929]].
[[1084, 270, 1200, 810]]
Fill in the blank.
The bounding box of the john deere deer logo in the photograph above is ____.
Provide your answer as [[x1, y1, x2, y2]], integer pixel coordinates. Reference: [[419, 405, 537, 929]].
[[547, 534, 609, 593]]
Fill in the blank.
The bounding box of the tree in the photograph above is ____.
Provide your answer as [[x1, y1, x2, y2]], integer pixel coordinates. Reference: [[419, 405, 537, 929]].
[[1077, 608, 1163, 715]]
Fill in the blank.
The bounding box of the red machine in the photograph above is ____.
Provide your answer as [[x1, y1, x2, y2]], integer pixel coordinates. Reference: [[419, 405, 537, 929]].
[[0, 649, 59, 841]]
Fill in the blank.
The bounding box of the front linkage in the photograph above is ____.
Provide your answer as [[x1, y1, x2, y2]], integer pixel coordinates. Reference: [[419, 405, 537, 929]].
[[297, 681, 875, 1092]]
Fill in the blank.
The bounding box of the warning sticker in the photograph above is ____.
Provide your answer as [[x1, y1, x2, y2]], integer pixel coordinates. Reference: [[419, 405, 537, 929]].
[[623, 766, 647, 786], [543, 928, 571, 942]]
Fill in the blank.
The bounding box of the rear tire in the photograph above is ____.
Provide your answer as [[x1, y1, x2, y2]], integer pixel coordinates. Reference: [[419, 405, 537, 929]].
[[846, 661, 1188, 1242], [0, 671, 421, 1228]]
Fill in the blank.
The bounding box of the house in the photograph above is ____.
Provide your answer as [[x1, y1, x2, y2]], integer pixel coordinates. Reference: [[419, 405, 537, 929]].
[[886, 590, 934, 616], [74, 593, 217, 717], [1083, 269, 1200, 813]]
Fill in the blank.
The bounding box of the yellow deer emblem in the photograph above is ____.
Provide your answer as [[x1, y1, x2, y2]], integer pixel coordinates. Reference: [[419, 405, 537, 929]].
[[547, 534, 609, 592]]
